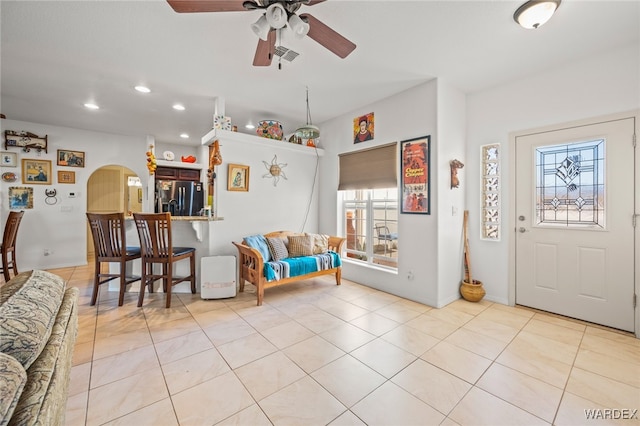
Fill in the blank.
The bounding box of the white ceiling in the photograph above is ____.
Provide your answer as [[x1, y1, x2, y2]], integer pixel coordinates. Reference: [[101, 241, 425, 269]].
[[1, 1, 638, 145]]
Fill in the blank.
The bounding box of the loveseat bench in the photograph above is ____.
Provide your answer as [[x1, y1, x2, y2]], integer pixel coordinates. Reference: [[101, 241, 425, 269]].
[[233, 231, 346, 306], [0, 270, 79, 426]]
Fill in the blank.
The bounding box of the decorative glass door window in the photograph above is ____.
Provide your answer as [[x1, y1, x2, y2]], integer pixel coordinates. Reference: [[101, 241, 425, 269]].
[[535, 139, 605, 228], [481, 144, 500, 240]]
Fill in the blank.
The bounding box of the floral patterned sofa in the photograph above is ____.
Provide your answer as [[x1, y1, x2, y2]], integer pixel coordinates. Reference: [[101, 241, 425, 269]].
[[0, 270, 79, 426]]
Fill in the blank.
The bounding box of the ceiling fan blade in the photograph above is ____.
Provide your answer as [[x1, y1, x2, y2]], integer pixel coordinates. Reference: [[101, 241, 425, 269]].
[[167, 0, 248, 13], [299, 13, 356, 59], [253, 30, 275, 66]]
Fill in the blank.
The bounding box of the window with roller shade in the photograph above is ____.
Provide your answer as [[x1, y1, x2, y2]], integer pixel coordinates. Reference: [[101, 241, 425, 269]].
[[339, 143, 398, 269]]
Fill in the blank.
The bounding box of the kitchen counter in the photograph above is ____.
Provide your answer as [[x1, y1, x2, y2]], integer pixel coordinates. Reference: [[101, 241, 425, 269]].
[[109, 215, 225, 295], [170, 216, 224, 221]]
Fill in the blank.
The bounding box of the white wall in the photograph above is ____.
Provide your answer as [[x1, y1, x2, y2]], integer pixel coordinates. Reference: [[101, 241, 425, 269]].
[[0, 119, 147, 270], [206, 137, 321, 257], [0, 120, 321, 272], [466, 42, 640, 304], [319, 79, 466, 307], [436, 80, 467, 306]]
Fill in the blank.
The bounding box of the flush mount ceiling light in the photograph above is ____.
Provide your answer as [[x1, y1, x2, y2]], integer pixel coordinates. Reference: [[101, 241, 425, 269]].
[[135, 85, 151, 93], [84, 103, 99, 110], [172, 104, 185, 111], [514, 0, 561, 29], [295, 86, 319, 140]]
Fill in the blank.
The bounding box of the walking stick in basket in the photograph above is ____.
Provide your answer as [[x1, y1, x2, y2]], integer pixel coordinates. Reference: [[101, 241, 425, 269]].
[[463, 210, 472, 283]]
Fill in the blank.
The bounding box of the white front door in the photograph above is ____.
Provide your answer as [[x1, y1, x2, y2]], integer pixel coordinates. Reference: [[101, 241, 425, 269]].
[[515, 117, 636, 332]]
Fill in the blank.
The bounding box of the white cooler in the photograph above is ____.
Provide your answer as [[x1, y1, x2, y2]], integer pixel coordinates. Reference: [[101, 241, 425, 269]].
[[200, 255, 237, 299]]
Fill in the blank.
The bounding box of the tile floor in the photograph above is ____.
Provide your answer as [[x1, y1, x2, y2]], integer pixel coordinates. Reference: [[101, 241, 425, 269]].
[[44, 264, 640, 425]]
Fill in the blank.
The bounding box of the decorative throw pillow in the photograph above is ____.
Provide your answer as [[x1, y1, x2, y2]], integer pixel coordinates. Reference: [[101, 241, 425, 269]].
[[288, 234, 314, 257], [307, 233, 329, 254], [243, 234, 271, 262], [266, 237, 289, 261]]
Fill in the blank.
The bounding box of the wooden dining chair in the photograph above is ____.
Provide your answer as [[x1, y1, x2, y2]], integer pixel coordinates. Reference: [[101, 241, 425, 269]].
[[86, 212, 141, 306], [132, 212, 196, 308], [1, 210, 25, 282]]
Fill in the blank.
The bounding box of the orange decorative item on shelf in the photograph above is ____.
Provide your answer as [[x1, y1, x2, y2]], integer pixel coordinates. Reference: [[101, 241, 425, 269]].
[[181, 155, 196, 163], [146, 145, 157, 174]]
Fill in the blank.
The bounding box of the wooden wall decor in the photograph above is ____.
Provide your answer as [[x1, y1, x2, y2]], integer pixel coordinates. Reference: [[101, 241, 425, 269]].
[[5, 130, 48, 153]]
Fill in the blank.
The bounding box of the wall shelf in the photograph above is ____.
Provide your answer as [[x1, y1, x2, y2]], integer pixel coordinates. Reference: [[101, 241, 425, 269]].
[[201, 129, 324, 157], [155, 159, 204, 170]]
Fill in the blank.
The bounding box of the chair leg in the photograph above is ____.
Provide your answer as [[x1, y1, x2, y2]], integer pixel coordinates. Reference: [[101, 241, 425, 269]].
[[162, 263, 168, 293], [138, 262, 148, 308], [90, 260, 101, 306], [190, 253, 196, 294], [2, 252, 10, 282], [165, 262, 172, 308], [118, 260, 126, 306], [11, 252, 18, 277]]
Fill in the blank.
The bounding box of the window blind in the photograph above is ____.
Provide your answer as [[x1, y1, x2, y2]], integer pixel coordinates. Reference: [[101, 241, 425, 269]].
[[338, 142, 397, 190]]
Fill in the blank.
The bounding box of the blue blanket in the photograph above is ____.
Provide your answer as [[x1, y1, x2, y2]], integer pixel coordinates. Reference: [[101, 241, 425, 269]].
[[264, 251, 342, 282]]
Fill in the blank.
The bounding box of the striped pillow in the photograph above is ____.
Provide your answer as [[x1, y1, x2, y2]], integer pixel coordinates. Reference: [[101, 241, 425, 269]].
[[288, 235, 314, 257], [266, 237, 289, 261]]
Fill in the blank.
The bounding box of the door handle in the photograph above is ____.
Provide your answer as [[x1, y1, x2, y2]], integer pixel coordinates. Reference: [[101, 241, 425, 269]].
[[518, 227, 527, 233]]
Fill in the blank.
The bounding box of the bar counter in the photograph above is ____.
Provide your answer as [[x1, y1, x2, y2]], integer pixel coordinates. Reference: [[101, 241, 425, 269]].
[[109, 215, 224, 294]]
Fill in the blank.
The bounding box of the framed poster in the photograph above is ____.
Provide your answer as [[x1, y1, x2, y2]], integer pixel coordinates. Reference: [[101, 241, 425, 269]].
[[401, 135, 430, 214], [57, 170, 75, 184], [227, 163, 249, 191], [1, 151, 17, 167], [353, 112, 374, 143], [57, 149, 85, 167], [8, 187, 34, 209], [21, 158, 52, 184]]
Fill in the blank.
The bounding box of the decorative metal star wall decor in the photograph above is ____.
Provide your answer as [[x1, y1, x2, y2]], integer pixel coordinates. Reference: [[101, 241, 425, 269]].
[[262, 155, 288, 186]]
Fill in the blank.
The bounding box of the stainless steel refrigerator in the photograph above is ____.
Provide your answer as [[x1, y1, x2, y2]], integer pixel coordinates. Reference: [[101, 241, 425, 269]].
[[155, 180, 204, 216]]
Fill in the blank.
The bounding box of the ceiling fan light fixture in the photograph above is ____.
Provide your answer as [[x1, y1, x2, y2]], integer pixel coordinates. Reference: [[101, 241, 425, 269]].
[[265, 3, 287, 29], [514, 0, 561, 29], [288, 14, 309, 38], [251, 14, 270, 40]]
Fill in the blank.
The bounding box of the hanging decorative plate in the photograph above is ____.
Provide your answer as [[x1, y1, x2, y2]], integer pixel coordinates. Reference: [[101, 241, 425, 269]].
[[163, 151, 175, 161], [256, 120, 284, 140], [2, 172, 17, 182]]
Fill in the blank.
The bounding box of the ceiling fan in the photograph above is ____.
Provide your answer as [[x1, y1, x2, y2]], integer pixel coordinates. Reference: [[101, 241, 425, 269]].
[[166, 0, 356, 66]]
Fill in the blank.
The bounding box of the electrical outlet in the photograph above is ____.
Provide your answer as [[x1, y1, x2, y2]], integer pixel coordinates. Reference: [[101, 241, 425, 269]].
[[407, 270, 414, 280], [44, 249, 52, 256]]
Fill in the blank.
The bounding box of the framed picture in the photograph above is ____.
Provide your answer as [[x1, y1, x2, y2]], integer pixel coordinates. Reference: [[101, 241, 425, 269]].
[[401, 135, 430, 214], [8, 186, 34, 209], [353, 112, 374, 143], [57, 170, 75, 184], [57, 149, 85, 167], [21, 158, 52, 184], [1, 151, 17, 167], [227, 163, 249, 192]]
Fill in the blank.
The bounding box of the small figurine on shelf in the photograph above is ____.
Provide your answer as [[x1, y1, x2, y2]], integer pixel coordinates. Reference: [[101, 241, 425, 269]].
[[146, 145, 157, 174]]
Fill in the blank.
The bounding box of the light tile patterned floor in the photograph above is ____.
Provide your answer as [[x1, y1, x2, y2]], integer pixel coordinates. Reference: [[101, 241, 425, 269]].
[[42, 264, 640, 425]]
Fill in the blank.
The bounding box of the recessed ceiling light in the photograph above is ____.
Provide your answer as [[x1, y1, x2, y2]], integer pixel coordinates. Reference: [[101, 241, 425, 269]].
[[180, 133, 189, 139], [84, 103, 99, 110], [173, 104, 185, 111], [245, 123, 255, 129], [135, 85, 151, 93]]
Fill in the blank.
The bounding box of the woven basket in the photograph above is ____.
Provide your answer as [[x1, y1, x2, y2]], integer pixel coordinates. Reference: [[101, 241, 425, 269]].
[[460, 280, 486, 302]]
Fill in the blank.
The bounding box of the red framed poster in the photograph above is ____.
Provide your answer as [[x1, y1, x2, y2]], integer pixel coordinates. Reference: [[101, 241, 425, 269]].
[[401, 135, 430, 214]]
